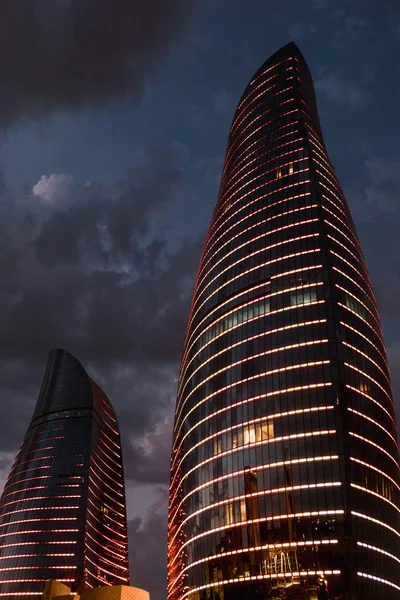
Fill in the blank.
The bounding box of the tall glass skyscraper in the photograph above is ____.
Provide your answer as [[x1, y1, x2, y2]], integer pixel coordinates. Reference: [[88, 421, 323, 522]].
[[0, 349, 129, 598], [168, 43, 400, 600]]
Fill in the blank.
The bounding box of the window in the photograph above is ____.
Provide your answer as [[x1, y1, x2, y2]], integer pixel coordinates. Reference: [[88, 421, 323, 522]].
[[290, 289, 317, 306]]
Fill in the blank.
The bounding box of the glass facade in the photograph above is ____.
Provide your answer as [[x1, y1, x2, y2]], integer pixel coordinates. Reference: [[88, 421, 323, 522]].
[[168, 43, 400, 600], [0, 349, 129, 598]]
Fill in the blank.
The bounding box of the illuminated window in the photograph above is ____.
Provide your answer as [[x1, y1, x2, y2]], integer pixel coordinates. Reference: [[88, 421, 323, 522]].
[[290, 289, 317, 306]]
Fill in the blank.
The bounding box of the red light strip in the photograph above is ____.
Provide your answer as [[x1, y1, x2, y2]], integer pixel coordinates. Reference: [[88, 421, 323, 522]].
[[169, 431, 338, 551], [180, 292, 325, 425], [218, 146, 305, 212], [190, 245, 320, 335], [0, 493, 81, 510], [84, 554, 128, 582], [0, 553, 75, 559], [85, 530, 128, 561], [0, 516, 78, 528], [86, 506, 126, 540], [88, 474, 125, 509], [0, 504, 80, 519], [224, 98, 295, 168], [0, 529, 79, 538], [85, 543, 129, 572], [219, 122, 299, 199]]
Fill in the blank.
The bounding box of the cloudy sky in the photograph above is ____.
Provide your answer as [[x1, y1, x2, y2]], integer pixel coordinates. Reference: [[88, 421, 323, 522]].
[[0, 1, 399, 598]]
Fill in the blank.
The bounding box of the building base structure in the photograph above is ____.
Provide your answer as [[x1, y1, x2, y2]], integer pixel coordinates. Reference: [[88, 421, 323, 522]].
[[42, 581, 150, 600]]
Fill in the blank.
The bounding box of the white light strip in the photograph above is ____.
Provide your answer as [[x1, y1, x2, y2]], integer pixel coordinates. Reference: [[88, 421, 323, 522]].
[[177, 404, 334, 472], [346, 384, 395, 426], [350, 457, 400, 492], [176, 346, 327, 435], [195, 232, 319, 311], [347, 407, 398, 446], [169, 386, 334, 509], [357, 541, 400, 565], [342, 340, 391, 387], [183, 481, 342, 528], [350, 483, 400, 513], [185, 242, 317, 358], [182, 288, 324, 392], [182, 336, 328, 403], [176, 345, 328, 455], [351, 511, 400, 538], [198, 217, 318, 290], [349, 432, 399, 467], [344, 362, 393, 406], [357, 572, 400, 592], [180, 309, 324, 395], [169, 540, 339, 592], [336, 283, 381, 332], [169, 454, 339, 530], [180, 509, 344, 551], [177, 569, 342, 600]]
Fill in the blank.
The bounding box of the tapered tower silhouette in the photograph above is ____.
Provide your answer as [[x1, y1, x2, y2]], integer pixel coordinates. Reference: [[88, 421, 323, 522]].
[[168, 43, 400, 600], [0, 349, 129, 598]]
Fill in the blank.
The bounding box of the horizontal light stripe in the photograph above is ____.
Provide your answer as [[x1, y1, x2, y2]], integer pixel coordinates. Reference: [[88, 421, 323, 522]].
[[357, 541, 400, 565], [351, 511, 400, 538], [357, 572, 400, 592]]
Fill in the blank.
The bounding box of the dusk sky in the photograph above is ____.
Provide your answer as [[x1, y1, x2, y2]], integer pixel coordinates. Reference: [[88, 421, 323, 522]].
[[0, 1, 399, 599]]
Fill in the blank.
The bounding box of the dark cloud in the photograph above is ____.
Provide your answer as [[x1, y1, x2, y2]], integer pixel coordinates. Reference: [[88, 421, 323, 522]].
[[0, 147, 202, 479], [315, 73, 370, 108], [0, 0, 196, 126]]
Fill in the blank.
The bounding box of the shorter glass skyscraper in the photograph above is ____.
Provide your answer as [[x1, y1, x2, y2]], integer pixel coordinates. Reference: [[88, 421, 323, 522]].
[[0, 349, 129, 598]]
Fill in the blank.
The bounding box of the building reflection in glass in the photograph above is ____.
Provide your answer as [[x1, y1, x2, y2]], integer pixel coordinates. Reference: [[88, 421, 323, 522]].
[[168, 42, 400, 600]]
